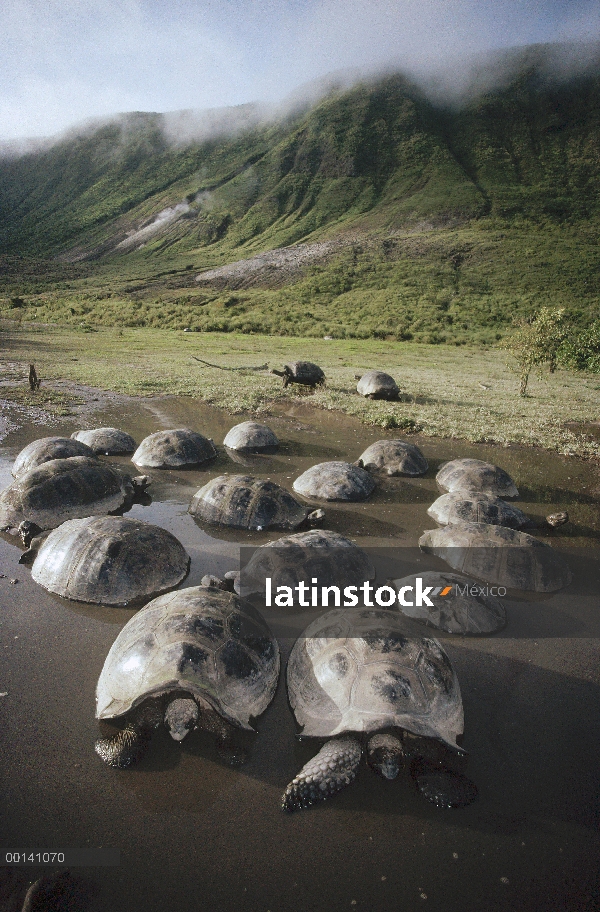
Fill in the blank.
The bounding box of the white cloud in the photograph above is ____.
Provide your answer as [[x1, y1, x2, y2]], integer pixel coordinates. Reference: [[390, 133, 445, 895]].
[[0, 0, 598, 141]]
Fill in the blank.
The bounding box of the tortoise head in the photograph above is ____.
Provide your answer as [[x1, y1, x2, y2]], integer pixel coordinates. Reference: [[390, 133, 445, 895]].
[[164, 697, 199, 741]]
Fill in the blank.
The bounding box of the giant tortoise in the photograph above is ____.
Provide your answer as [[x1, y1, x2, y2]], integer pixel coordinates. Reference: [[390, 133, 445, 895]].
[[189, 474, 321, 532], [419, 522, 572, 592], [356, 370, 399, 400], [132, 429, 217, 469], [282, 608, 477, 811], [272, 362, 325, 389], [30, 515, 190, 606], [71, 427, 136, 455], [0, 456, 148, 536], [436, 459, 518, 498], [427, 492, 532, 530], [357, 440, 428, 476], [223, 422, 279, 452], [293, 461, 375, 501], [12, 436, 97, 478], [239, 529, 375, 602], [95, 585, 279, 767], [390, 570, 507, 635]]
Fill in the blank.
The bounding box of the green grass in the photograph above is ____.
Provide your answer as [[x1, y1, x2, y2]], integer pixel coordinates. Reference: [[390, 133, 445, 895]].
[[2, 322, 598, 458], [1, 47, 599, 402], [0, 50, 599, 350], [1, 222, 598, 345], [0, 384, 82, 416]]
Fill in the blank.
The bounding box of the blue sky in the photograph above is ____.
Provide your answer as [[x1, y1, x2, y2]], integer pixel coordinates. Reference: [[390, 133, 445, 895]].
[[1, 0, 599, 141]]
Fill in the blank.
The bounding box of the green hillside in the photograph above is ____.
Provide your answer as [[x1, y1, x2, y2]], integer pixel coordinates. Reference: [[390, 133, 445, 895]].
[[1, 44, 599, 344]]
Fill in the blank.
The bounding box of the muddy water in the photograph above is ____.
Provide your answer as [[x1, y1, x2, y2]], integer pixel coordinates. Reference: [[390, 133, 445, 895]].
[[1, 395, 599, 912]]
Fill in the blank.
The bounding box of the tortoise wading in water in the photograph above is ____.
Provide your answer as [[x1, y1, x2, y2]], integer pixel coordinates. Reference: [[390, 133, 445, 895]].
[[29, 515, 190, 606], [132, 428, 217, 469], [0, 456, 149, 536], [427, 492, 532, 530], [223, 421, 279, 452], [390, 570, 506, 635], [419, 522, 572, 592], [189, 474, 323, 531], [239, 529, 375, 600], [293, 461, 375, 501], [282, 608, 477, 811], [356, 370, 399, 400], [71, 427, 136, 455], [12, 436, 97, 478], [95, 584, 280, 767], [436, 458, 518, 498], [272, 362, 325, 388], [357, 440, 428, 476]]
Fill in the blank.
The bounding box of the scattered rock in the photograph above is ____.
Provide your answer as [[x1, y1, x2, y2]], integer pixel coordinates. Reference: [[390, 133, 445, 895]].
[[200, 574, 229, 590], [546, 511, 569, 528]]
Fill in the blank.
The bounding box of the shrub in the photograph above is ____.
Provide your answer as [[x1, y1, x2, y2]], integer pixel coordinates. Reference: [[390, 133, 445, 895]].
[[558, 321, 600, 373]]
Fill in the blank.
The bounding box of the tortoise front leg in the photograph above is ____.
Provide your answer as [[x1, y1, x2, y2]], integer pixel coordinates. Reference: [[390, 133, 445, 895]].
[[95, 701, 162, 769], [282, 736, 363, 812], [193, 703, 248, 766]]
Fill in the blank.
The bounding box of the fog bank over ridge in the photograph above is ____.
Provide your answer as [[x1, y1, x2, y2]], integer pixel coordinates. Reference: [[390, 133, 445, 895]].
[[1, 40, 599, 159], [2, 0, 600, 142]]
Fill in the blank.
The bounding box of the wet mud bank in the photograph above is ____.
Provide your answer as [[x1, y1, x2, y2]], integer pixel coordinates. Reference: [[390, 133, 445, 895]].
[[1, 393, 599, 912]]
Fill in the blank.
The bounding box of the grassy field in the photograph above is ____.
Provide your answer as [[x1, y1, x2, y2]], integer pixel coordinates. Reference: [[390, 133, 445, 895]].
[[1, 321, 598, 458], [1, 54, 599, 351], [2, 223, 599, 347]]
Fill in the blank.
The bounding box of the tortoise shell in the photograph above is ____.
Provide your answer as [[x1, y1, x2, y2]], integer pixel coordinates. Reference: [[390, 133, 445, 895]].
[[293, 461, 375, 501], [419, 522, 572, 592], [285, 362, 325, 386], [12, 436, 96, 478], [96, 586, 279, 728], [189, 474, 309, 531], [436, 458, 518, 498], [132, 429, 216, 469], [240, 529, 375, 599], [0, 456, 136, 534], [356, 371, 399, 400], [390, 570, 506, 635], [357, 440, 428, 476], [427, 492, 531, 529], [71, 427, 136, 455], [287, 607, 464, 748], [223, 422, 279, 452], [30, 515, 190, 605]]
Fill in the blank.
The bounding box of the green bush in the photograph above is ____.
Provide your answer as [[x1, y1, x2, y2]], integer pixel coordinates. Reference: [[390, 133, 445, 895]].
[[559, 321, 600, 372]]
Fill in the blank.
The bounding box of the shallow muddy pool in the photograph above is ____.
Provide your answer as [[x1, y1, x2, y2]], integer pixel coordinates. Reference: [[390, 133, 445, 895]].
[[1, 394, 599, 912]]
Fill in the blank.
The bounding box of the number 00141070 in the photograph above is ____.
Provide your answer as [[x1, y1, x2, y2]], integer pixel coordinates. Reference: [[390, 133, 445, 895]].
[[4, 852, 65, 864]]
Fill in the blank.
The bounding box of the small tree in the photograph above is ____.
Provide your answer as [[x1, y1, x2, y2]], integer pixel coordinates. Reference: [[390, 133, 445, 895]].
[[501, 307, 570, 395]]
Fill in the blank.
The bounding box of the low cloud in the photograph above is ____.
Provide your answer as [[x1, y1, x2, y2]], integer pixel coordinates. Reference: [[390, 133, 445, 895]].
[[0, 1, 599, 147]]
